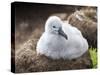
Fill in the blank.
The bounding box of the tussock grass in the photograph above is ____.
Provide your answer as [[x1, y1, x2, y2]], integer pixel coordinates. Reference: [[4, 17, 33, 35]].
[[89, 47, 97, 68]]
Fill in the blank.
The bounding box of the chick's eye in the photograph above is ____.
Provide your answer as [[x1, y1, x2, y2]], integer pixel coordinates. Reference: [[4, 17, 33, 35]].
[[53, 26, 56, 28]]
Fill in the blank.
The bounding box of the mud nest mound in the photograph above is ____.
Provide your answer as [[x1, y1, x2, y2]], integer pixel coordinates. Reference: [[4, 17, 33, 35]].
[[15, 37, 92, 73]]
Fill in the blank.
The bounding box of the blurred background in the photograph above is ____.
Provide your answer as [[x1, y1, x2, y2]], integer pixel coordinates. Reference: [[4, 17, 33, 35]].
[[13, 2, 97, 49]]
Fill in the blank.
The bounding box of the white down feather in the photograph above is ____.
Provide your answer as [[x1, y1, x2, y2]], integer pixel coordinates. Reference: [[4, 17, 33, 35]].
[[36, 16, 88, 60]]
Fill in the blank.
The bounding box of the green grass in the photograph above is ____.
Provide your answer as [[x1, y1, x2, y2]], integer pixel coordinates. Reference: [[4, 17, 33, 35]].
[[89, 47, 97, 68]]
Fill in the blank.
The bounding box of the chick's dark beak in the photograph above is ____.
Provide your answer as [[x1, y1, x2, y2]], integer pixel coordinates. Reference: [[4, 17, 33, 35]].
[[58, 28, 68, 40]]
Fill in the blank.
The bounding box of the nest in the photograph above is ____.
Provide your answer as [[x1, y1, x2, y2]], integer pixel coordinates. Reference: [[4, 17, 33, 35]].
[[15, 38, 92, 73]]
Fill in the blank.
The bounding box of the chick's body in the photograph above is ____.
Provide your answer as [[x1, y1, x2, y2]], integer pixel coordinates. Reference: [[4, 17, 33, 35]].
[[36, 16, 88, 60]]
